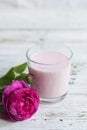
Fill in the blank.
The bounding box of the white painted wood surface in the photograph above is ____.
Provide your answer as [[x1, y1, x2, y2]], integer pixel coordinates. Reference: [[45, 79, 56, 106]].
[[0, 10, 87, 130], [1, 0, 87, 9], [0, 10, 87, 29]]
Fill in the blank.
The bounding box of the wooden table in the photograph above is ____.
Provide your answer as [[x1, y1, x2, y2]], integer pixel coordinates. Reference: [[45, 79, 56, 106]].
[[0, 10, 87, 130]]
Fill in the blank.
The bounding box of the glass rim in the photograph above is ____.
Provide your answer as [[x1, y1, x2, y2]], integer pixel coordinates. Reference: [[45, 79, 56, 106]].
[[26, 44, 73, 66]]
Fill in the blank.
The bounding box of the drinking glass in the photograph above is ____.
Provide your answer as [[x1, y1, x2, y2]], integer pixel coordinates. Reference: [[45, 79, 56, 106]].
[[26, 43, 73, 103]]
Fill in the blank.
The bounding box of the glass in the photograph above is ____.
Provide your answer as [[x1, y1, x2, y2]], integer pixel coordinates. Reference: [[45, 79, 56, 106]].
[[26, 43, 73, 103]]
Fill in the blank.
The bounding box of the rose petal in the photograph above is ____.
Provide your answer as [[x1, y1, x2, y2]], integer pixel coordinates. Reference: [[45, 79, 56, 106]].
[[2, 80, 30, 108]]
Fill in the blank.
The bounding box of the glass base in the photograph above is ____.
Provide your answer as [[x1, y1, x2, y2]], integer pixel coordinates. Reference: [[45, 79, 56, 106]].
[[40, 92, 68, 104]]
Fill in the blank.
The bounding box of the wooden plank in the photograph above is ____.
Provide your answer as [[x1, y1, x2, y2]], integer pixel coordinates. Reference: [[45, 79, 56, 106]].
[[0, 10, 87, 29], [1, 30, 87, 43]]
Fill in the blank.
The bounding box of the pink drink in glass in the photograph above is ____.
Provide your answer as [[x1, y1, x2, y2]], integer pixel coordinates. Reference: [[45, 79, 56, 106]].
[[26, 44, 72, 102]]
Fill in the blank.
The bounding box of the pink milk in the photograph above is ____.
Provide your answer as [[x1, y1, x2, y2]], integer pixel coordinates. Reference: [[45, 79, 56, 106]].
[[29, 51, 71, 99]]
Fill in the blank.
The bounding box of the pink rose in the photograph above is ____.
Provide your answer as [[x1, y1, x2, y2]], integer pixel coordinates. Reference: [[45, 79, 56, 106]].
[[2, 80, 40, 121]]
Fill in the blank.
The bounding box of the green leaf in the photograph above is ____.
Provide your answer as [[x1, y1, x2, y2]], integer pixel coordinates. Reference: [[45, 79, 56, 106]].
[[0, 68, 15, 87], [0, 62, 28, 87], [27, 74, 33, 86], [0, 104, 4, 117], [5, 68, 15, 80], [15, 73, 27, 80], [0, 77, 12, 87], [0, 89, 4, 102], [0, 93, 2, 103], [0, 62, 29, 101], [15, 73, 29, 83], [15, 73, 31, 85], [13, 62, 28, 74]]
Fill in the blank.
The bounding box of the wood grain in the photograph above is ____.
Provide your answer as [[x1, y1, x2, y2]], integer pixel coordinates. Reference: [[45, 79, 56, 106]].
[[0, 10, 87, 29]]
